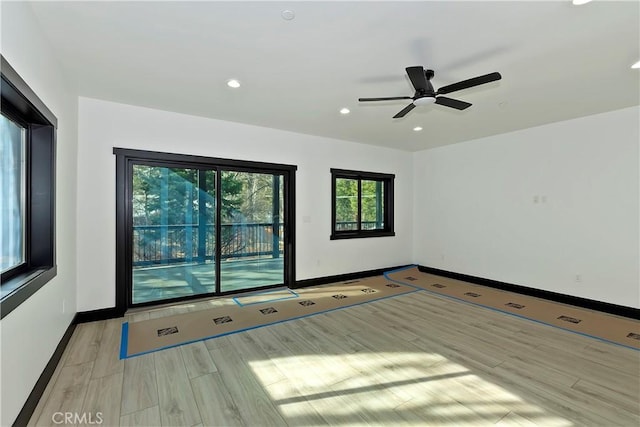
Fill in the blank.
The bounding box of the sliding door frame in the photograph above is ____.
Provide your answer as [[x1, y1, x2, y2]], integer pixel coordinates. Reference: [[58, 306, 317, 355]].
[[114, 148, 297, 314]]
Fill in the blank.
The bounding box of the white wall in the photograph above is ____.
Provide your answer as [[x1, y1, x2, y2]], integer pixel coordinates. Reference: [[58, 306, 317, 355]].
[[76, 97, 414, 311], [0, 2, 79, 425], [413, 106, 640, 308]]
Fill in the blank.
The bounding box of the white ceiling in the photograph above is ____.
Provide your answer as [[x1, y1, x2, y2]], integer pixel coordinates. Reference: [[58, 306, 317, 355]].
[[28, 1, 639, 152]]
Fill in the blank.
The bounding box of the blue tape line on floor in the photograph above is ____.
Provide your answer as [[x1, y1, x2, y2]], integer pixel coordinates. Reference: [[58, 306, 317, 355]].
[[121, 265, 637, 358], [121, 288, 420, 359], [119, 322, 129, 360], [384, 265, 640, 352]]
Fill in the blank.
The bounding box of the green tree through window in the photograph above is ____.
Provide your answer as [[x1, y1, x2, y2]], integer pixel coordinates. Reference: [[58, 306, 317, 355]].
[[331, 169, 395, 239]]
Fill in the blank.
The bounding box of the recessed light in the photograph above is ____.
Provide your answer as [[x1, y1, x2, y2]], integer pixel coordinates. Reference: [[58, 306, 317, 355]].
[[340, 108, 350, 115], [572, 0, 592, 5], [226, 79, 241, 88], [413, 126, 423, 132], [632, 60, 640, 69], [281, 10, 295, 20]]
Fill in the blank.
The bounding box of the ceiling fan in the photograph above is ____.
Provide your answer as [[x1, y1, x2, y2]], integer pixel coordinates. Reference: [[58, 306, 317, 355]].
[[358, 66, 502, 118]]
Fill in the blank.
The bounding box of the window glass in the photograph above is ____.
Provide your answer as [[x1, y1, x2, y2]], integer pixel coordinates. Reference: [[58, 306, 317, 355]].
[[361, 180, 384, 230], [335, 178, 358, 231], [1, 114, 26, 273]]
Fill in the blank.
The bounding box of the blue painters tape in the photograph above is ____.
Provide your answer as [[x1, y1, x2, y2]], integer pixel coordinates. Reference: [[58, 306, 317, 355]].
[[385, 265, 639, 352], [121, 288, 419, 359], [119, 322, 129, 360]]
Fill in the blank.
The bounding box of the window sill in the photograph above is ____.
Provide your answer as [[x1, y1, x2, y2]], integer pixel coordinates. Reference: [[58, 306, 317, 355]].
[[1, 266, 57, 320], [330, 231, 396, 240]]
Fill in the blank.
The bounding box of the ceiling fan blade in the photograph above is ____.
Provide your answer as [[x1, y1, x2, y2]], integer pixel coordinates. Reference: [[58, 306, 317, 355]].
[[435, 96, 472, 110], [406, 66, 428, 92], [393, 103, 416, 118], [358, 96, 412, 102], [436, 72, 502, 95]]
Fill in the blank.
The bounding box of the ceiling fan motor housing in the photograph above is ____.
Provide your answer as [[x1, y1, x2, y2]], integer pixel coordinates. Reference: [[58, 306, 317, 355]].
[[416, 69, 436, 99]]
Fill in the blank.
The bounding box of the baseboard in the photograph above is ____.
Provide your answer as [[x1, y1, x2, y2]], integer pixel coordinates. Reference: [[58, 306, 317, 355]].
[[13, 315, 77, 427], [15, 307, 126, 424], [293, 264, 411, 289], [418, 265, 640, 320], [74, 307, 124, 324]]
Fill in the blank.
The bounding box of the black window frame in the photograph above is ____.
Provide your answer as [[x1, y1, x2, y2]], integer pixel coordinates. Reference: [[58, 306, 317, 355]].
[[114, 148, 297, 313], [1, 55, 57, 319], [330, 168, 395, 240]]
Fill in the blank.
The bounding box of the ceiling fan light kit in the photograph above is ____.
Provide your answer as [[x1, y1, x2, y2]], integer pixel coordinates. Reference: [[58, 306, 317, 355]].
[[413, 97, 436, 106], [358, 66, 502, 118]]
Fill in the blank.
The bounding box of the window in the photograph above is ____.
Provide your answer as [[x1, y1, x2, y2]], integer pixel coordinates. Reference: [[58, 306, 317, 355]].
[[1, 55, 57, 319], [331, 168, 395, 239], [1, 114, 26, 274]]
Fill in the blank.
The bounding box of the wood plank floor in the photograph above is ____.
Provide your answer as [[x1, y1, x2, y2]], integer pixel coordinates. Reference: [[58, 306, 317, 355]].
[[28, 291, 639, 426]]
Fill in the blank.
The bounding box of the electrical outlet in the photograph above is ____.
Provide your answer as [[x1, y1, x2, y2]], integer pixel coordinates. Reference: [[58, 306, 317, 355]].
[[62, 299, 66, 313], [533, 195, 539, 204], [575, 274, 582, 283]]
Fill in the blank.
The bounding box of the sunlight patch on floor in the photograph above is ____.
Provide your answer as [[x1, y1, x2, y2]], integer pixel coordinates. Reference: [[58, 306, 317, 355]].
[[250, 352, 573, 426]]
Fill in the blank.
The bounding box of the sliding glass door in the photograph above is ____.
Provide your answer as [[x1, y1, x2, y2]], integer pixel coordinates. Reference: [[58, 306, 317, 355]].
[[115, 149, 296, 310], [220, 171, 284, 293], [131, 165, 216, 304]]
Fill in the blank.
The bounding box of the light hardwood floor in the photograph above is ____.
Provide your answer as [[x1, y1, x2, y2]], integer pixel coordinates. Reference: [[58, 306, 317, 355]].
[[28, 291, 639, 426]]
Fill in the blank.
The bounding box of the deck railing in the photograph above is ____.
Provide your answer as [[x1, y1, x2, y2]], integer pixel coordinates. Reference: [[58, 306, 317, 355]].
[[132, 223, 283, 266], [335, 221, 382, 231], [132, 221, 382, 267]]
